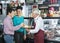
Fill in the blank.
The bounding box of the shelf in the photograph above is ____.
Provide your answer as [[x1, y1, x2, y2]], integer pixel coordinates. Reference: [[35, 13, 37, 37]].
[[24, 17, 34, 19], [43, 17, 60, 19], [24, 17, 60, 19]]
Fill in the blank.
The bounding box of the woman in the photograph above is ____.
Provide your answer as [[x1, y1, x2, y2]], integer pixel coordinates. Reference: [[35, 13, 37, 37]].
[[26, 10, 44, 43], [12, 6, 26, 43]]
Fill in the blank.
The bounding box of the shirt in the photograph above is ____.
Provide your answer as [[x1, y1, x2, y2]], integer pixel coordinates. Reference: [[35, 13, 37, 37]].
[[3, 16, 21, 35], [12, 16, 26, 35], [29, 16, 44, 34]]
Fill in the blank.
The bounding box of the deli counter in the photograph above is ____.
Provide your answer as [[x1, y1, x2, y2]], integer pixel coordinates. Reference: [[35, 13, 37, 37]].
[[44, 18, 60, 43]]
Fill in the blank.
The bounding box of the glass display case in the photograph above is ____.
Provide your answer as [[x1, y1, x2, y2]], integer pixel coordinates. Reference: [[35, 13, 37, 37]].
[[44, 18, 60, 43], [24, 17, 34, 29]]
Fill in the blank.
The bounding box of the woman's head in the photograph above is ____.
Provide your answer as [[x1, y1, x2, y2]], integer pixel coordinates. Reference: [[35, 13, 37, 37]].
[[31, 10, 41, 18], [16, 6, 23, 16]]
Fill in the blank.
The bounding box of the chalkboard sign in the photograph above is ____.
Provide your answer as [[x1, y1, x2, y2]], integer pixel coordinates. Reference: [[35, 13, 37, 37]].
[[25, 0, 34, 5]]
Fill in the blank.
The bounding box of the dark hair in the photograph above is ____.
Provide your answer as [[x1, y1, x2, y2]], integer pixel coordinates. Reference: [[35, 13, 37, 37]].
[[16, 6, 23, 10], [12, 7, 16, 11], [7, 8, 15, 15]]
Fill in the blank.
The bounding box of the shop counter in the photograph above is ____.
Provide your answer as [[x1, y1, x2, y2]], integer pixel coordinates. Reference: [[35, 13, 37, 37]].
[[45, 37, 60, 43]]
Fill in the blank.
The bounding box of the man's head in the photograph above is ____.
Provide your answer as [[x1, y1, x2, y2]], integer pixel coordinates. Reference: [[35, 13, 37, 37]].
[[31, 10, 41, 18], [16, 6, 23, 16], [7, 8, 16, 18]]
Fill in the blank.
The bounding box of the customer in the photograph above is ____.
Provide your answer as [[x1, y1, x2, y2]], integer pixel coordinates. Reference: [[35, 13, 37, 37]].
[[26, 9, 48, 43], [12, 6, 26, 43], [3, 8, 24, 43]]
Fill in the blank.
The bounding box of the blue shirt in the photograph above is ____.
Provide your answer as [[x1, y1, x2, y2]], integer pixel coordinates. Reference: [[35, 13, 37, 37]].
[[12, 16, 26, 35]]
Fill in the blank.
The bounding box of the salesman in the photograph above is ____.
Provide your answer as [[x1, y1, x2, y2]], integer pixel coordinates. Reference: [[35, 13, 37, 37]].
[[26, 9, 48, 43]]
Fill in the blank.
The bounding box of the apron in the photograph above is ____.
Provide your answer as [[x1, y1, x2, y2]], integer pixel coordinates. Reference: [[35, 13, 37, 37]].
[[34, 22, 44, 43]]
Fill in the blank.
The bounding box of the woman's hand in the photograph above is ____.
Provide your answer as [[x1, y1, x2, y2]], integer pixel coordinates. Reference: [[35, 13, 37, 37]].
[[24, 35, 26, 40]]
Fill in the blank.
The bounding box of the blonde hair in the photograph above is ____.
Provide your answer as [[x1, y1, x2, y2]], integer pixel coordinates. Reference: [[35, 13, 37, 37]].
[[30, 9, 41, 17]]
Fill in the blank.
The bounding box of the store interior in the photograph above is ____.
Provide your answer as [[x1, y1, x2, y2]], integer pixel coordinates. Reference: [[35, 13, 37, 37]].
[[0, 0, 60, 43]]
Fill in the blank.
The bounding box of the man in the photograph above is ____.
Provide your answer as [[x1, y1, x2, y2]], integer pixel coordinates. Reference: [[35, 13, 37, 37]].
[[26, 10, 48, 43], [3, 8, 24, 43]]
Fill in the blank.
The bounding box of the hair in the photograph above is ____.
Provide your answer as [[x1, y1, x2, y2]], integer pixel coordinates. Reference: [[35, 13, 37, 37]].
[[12, 7, 17, 11], [33, 9, 41, 15], [7, 8, 15, 15], [16, 6, 23, 10]]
